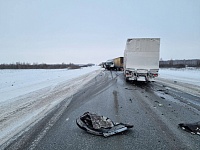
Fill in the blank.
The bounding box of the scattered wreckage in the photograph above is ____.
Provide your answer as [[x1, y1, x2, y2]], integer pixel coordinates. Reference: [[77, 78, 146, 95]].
[[179, 121, 200, 135], [76, 112, 199, 137], [76, 112, 133, 137]]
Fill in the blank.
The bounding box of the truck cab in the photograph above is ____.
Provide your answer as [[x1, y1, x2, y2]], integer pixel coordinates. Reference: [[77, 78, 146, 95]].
[[105, 60, 114, 70]]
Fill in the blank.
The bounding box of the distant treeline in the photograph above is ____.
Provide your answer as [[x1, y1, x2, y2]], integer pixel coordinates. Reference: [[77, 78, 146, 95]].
[[159, 59, 200, 68], [0, 62, 94, 69]]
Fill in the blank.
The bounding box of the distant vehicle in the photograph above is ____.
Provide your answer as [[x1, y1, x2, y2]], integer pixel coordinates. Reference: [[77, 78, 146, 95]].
[[124, 38, 160, 82], [105, 57, 123, 71], [113, 57, 124, 71], [100, 62, 106, 68], [105, 60, 114, 70]]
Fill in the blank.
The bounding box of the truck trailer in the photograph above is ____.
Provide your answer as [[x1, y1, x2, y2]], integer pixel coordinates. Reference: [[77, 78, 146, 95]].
[[124, 38, 160, 82], [113, 57, 123, 71]]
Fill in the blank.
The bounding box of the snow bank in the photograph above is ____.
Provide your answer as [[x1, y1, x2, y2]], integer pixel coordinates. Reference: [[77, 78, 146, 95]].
[[157, 68, 200, 97], [0, 66, 101, 103], [0, 66, 101, 146], [159, 68, 200, 86]]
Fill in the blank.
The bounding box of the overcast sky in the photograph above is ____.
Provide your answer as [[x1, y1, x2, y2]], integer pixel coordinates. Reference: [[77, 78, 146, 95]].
[[0, 0, 200, 64]]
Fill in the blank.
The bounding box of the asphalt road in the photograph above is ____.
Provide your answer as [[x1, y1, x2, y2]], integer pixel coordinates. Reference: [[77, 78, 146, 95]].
[[5, 70, 200, 150]]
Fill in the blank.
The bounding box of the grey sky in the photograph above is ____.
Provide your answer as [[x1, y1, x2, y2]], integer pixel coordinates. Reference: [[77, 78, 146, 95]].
[[0, 0, 200, 64]]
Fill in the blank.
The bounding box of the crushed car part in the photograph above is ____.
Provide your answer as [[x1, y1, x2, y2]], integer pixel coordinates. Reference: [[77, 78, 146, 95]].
[[76, 112, 133, 137], [179, 121, 200, 135]]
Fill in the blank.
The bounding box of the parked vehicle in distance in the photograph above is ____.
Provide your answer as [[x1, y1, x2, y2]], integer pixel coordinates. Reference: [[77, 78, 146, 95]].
[[104, 57, 124, 71], [105, 60, 114, 70], [113, 57, 123, 71], [100, 62, 106, 68], [124, 38, 160, 82]]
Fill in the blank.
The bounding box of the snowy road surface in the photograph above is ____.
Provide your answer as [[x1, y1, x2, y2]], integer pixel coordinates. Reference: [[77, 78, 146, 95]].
[[0, 67, 200, 149]]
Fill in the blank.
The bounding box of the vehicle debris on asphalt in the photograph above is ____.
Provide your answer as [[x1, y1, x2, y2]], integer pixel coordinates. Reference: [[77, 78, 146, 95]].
[[179, 121, 200, 135], [76, 112, 133, 137]]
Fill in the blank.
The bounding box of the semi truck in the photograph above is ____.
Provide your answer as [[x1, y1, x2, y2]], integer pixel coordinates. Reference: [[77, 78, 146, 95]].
[[105, 57, 124, 70], [105, 60, 114, 70], [124, 38, 160, 82]]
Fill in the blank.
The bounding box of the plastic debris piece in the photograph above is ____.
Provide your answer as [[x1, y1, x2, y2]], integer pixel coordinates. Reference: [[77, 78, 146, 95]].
[[179, 121, 200, 135], [76, 112, 133, 137]]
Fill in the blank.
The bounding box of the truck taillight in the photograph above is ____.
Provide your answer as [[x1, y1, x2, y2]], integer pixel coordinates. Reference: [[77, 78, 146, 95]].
[[153, 74, 158, 77]]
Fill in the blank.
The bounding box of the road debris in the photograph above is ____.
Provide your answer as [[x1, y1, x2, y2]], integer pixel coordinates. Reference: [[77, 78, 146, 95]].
[[125, 88, 133, 90], [179, 121, 200, 135], [157, 89, 165, 92], [76, 112, 133, 137]]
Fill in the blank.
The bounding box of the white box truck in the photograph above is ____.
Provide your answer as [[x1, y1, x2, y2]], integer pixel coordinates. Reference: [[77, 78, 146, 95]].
[[124, 38, 160, 82]]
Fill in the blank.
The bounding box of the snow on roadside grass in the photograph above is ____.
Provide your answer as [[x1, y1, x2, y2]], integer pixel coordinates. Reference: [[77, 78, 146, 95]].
[[157, 68, 200, 97], [0, 66, 100, 103], [0, 66, 101, 146], [158, 68, 200, 86]]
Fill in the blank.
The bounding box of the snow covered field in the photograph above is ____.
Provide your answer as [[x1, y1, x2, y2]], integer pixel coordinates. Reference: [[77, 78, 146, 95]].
[[157, 68, 200, 97], [0, 66, 101, 146], [0, 66, 101, 103], [159, 68, 200, 87]]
